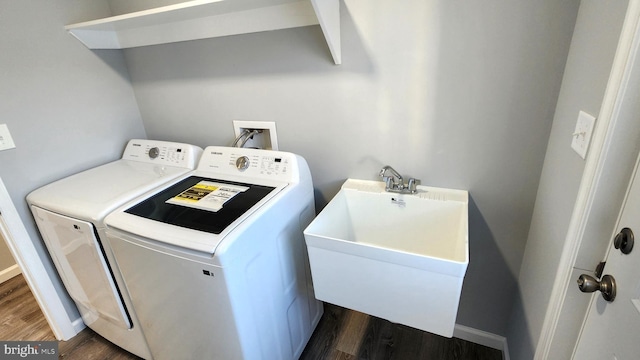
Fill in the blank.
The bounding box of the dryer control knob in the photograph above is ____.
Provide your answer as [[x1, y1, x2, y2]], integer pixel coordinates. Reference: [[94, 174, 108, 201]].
[[148, 147, 160, 159], [236, 156, 250, 171]]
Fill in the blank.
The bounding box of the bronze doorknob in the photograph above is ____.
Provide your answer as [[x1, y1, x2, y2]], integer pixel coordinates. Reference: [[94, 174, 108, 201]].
[[577, 274, 616, 302]]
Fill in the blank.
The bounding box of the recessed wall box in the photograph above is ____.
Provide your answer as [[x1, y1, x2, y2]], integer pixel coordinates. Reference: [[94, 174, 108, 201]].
[[233, 121, 278, 150]]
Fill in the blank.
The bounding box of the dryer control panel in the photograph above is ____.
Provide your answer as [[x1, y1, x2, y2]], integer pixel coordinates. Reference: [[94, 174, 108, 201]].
[[197, 146, 298, 182], [122, 139, 203, 169]]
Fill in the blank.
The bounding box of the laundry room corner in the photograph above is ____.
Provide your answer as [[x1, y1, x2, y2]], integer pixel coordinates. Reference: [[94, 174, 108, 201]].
[[6, 0, 626, 358]]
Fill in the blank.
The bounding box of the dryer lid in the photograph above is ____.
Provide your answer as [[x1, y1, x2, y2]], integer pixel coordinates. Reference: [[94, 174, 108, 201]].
[[124, 176, 276, 235], [27, 160, 192, 222]]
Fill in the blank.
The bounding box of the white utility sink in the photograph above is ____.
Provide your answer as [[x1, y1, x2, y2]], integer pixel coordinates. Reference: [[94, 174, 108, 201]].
[[304, 179, 468, 337]]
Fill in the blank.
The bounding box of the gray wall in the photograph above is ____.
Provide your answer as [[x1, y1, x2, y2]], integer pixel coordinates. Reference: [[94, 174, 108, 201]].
[[122, 0, 579, 336], [0, 0, 146, 320], [506, 1, 629, 359]]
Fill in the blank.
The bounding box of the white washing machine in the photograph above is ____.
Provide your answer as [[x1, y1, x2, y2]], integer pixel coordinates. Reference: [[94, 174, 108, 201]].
[[103, 146, 323, 360], [27, 139, 203, 359]]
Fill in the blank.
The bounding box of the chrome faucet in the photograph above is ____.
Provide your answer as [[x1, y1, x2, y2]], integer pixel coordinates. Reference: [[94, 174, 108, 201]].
[[379, 166, 420, 194]]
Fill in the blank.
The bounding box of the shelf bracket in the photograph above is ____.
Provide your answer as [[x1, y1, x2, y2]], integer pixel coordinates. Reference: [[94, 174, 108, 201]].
[[310, 0, 341, 64]]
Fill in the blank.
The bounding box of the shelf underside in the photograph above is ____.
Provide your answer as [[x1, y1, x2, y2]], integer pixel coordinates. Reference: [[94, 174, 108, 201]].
[[65, 0, 341, 64]]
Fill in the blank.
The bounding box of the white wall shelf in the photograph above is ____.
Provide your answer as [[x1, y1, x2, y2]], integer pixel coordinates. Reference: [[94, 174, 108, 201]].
[[64, 0, 341, 64]]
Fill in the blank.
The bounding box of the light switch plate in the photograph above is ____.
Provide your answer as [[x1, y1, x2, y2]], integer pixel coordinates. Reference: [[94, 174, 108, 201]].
[[0, 124, 16, 151], [571, 111, 596, 159]]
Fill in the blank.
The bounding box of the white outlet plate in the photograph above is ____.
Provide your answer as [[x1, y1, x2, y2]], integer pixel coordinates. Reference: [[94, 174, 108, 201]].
[[232, 120, 278, 150], [571, 111, 596, 159], [0, 124, 16, 151]]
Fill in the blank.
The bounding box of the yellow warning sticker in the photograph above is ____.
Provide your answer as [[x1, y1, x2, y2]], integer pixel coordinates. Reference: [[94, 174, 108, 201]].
[[171, 183, 218, 203], [166, 181, 249, 212]]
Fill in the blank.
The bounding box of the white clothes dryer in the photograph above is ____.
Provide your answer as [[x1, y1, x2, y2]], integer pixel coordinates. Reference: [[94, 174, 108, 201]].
[[104, 146, 323, 360], [27, 139, 203, 359]]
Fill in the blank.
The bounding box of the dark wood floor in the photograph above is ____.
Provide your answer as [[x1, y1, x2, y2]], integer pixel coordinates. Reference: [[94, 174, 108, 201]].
[[1, 274, 502, 359], [0, 274, 137, 359], [300, 304, 502, 360]]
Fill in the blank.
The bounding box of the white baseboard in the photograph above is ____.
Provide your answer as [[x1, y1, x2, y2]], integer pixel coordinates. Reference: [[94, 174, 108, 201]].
[[71, 317, 86, 337], [454, 324, 510, 360], [0, 264, 22, 284]]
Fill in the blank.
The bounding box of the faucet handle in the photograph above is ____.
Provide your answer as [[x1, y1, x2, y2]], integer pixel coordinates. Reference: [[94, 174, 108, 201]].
[[407, 178, 420, 193], [382, 176, 394, 189]]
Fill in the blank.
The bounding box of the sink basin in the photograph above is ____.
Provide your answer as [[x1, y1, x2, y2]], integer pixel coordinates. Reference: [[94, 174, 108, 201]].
[[303, 179, 468, 337]]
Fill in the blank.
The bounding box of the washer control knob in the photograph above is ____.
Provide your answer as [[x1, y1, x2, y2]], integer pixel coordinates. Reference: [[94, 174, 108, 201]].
[[236, 156, 250, 171], [148, 147, 160, 159]]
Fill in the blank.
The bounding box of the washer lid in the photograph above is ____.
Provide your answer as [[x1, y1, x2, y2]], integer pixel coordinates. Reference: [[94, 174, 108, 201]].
[[124, 176, 276, 235]]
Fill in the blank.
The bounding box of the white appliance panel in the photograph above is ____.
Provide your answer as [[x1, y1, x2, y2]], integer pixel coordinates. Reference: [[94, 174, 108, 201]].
[[32, 206, 131, 329], [26, 139, 203, 360], [26, 139, 202, 223], [108, 233, 245, 360], [27, 161, 190, 222], [103, 146, 322, 360]]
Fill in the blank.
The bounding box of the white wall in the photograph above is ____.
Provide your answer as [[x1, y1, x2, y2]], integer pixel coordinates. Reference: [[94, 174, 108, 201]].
[[121, 0, 579, 336], [506, 1, 629, 359], [108, 0, 185, 14], [0, 0, 146, 321]]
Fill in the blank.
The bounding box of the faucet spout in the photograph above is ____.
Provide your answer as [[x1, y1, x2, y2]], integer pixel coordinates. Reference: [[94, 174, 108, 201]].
[[379, 165, 403, 184], [379, 165, 420, 194]]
